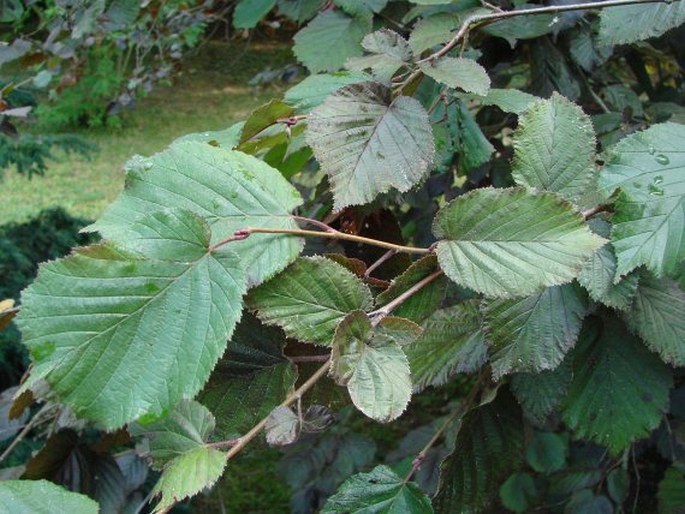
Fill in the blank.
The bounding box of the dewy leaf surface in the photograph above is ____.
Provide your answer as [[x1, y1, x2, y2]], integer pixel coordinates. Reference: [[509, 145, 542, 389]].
[[404, 301, 486, 392], [599, 1, 685, 46], [17, 210, 246, 429], [562, 316, 672, 454], [88, 141, 303, 287], [512, 93, 597, 203], [306, 81, 435, 210], [293, 10, 371, 73], [322, 465, 433, 513], [433, 187, 606, 298], [331, 311, 418, 422], [627, 274, 685, 367], [598, 122, 685, 278], [248, 257, 374, 346], [483, 284, 588, 380], [420, 56, 491, 96], [0, 479, 98, 514]]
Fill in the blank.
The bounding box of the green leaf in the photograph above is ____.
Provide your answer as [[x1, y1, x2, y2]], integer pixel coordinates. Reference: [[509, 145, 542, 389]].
[[239, 99, 294, 144], [151, 446, 227, 513], [577, 219, 639, 311], [480, 88, 539, 115], [420, 56, 490, 96], [264, 406, 300, 446], [599, 2, 685, 46], [499, 473, 537, 513], [18, 211, 246, 429], [293, 10, 371, 73], [331, 311, 419, 422], [306, 81, 435, 210], [233, 0, 277, 28], [199, 313, 296, 439], [562, 316, 673, 454], [277, 0, 323, 23], [408, 13, 460, 55], [483, 284, 588, 380], [322, 464, 433, 513], [88, 141, 304, 286], [404, 301, 486, 392], [481, 7, 555, 46], [525, 431, 567, 473], [433, 187, 606, 298], [511, 359, 572, 425], [512, 93, 597, 203], [347, 29, 412, 82], [530, 37, 581, 101], [173, 122, 244, 148], [248, 257, 373, 345], [0, 480, 98, 514], [284, 71, 371, 112], [333, 0, 388, 16], [658, 466, 685, 514], [597, 122, 685, 278], [375, 255, 446, 324], [627, 274, 685, 366], [607, 468, 630, 504], [565, 491, 613, 514], [434, 387, 524, 512]]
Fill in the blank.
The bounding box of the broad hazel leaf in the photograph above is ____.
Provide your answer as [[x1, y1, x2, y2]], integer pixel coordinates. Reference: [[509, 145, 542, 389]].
[[512, 93, 597, 203], [331, 311, 419, 422], [480, 88, 539, 115], [420, 56, 491, 96], [17, 211, 246, 429], [408, 13, 460, 55], [627, 274, 685, 367], [248, 257, 374, 346], [346, 29, 412, 82], [233, 0, 276, 29], [598, 122, 685, 279], [283, 71, 371, 113], [577, 220, 639, 311], [511, 359, 572, 425], [151, 447, 227, 513], [599, 2, 685, 46], [434, 387, 524, 513], [199, 313, 296, 440], [433, 188, 606, 298], [0, 480, 98, 514], [322, 465, 433, 513], [88, 141, 304, 287], [132, 400, 216, 470], [404, 301, 486, 393], [483, 284, 588, 380], [561, 316, 672, 454], [306, 81, 435, 210], [293, 10, 371, 73]]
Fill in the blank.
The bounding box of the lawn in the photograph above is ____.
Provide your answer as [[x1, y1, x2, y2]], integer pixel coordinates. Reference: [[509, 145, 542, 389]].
[[0, 38, 295, 225]]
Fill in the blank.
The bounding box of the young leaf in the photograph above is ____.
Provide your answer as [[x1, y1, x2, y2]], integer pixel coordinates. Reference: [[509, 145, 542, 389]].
[[577, 220, 639, 311], [433, 187, 606, 298], [88, 141, 304, 286], [375, 255, 446, 324], [264, 406, 300, 446], [18, 211, 246, 429], [483, 284, 588, 380], [248, 257, 374, 346], [598, 122, 685, 279], [510, 359, 572, 425], [627, 274, 685, 366], [321, 465, 433, 513], [0, 480, 98, 514], [283, 71, 371, 112], [331, 311, 419, 422], [512, 93, 597, 203], [199, 313, 296, 439], [525, 431, 568, 474], [346, 29, 412, 82], [599, 2, 685, 46], [233, 0, 277, 29], [239, 99, 294, 144], [434, 387, 524, 512], [293, 10, 371, 73], [404, 301, 486, 392], [408, 13, 460, 55], [420, 57, 491, 96], [306, 81, 435, 210], [562, 316, 673, 454]]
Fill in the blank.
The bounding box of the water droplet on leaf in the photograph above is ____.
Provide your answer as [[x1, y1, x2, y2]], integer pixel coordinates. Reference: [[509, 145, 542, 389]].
[[655, 154, 670, 165]]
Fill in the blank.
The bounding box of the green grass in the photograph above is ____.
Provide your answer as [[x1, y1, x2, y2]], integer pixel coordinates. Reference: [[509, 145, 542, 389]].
[[0, 39, 295, 225]]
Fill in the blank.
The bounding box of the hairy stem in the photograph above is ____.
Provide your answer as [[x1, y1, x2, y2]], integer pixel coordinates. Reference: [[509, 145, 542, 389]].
[[370, 270, 443, 320]]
